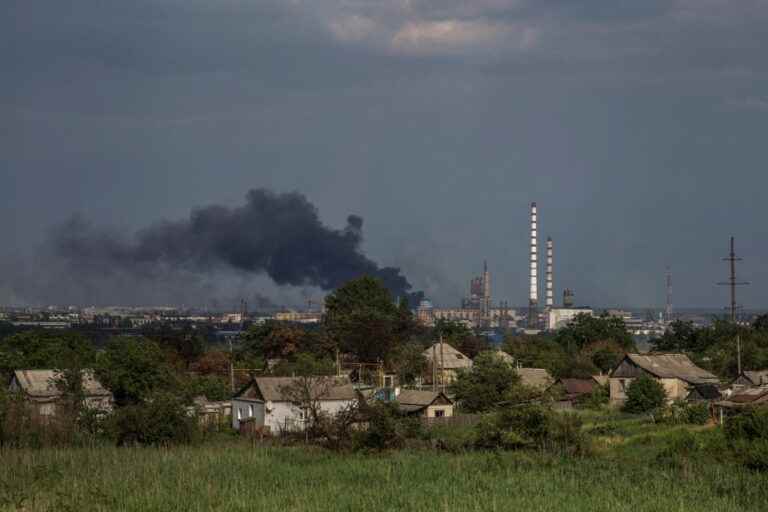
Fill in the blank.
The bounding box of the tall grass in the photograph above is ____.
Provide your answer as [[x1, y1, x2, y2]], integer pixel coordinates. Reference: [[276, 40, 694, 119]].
[[1, 440, 766, 511]]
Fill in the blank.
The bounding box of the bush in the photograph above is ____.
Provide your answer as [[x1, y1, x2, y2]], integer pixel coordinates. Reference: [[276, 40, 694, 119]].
[[472, 405, 587, 455], [656, 402, 710, 425], [622, 375, 666, 414], [724, 408, 768, 471], [355, 402, 410, 451], [577, 384, 609, 410], [107, 393, 200, 446]]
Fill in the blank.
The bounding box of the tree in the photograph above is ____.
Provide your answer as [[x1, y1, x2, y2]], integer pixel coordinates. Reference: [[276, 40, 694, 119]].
[[450, 351, 526, 413], [95, 337, 179, 406], [554, 314, 633, 353], [503, 335, 569, 377], [390, 343, 427, 385], [0, 330, 96, 379], [324, 276, 401, 362], [622, 374, 666, 413], [580, 339, 624, 373]]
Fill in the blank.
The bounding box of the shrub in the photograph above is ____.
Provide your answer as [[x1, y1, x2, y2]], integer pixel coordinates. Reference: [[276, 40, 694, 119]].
[[622, 375, 666, 414], [472, 405, 587, 455], [355, 402, 408, 451], [107, 393, 200, 446], [577, 384, 609, 410], [725, 407, 768, 442], [656, 402, 710, 425]]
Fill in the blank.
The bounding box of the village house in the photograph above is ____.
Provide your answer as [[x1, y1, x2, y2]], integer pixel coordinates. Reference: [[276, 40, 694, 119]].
[[423, 342, 472, 385], [231, 376, 357, 433], [609, 353, 719, 406], [395, 389, 454, 418], [715, 386, 768, 413], [732, 370, 768, 388], [8, 369, 113, 417], [516, 368, 554, 392]]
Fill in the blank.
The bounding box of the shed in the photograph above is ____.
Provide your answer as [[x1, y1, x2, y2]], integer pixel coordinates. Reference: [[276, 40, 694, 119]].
[[395, 389, 454, 418], [732, 370, 768, 388], [686, 384, 722, 402]]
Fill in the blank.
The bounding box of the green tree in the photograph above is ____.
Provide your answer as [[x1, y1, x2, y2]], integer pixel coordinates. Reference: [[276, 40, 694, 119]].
[[95, 337, 179, 406], [622, 374, 666, 413], [450, 351, 525, 413], [580, 339, 624, 373], [390, 343, 427, 385], [503, 335, 569, 377], [0, 330, 96, 379], [554, 314, 633, 352], [324, 276, 401, 362]]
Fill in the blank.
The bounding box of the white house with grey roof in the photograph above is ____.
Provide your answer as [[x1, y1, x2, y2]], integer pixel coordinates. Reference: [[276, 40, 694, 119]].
[[231, 376, 357, 433]]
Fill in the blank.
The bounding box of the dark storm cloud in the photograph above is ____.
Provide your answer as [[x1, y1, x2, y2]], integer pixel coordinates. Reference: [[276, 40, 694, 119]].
[[3, 1, 768, 309], [52, 189, 413, 299]]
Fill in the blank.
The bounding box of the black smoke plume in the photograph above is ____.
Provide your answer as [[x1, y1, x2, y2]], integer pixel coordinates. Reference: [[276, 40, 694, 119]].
[[53, 189, 417, 301]]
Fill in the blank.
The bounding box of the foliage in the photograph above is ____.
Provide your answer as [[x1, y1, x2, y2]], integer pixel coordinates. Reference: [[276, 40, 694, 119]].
[[0, 330, 96, 379], [622, 375, 667, 414], [355, 401, 411, 451], [389, 343, 427, 385], [184, 374, 231, 402], [450, 351, 524, 413], [324, 276, 403, 362], [577, 384, 609, 410], [580, 339, 625, 373], [190, 350, 230, 376], [106, 392, 200, 446], [95, 337, 180, 406], [142, 324, 207, 369], [503, 335, 569, 377], [473, 405, 587, 455], [270, 352, 336, 377], [656, 402, 710, 425], [554, 313, 634, 352]]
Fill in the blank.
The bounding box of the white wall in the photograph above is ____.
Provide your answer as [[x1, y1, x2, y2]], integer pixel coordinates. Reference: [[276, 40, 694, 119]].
[[232, 398, 354, 433]]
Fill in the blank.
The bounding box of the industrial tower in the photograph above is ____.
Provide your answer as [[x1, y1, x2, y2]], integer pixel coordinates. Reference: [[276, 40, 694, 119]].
[[528, 202, 539, 328], [546, 237, 554, 310]]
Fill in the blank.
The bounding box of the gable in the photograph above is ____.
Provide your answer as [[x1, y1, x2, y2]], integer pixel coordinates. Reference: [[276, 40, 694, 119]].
[[611, 357, 645, 378]]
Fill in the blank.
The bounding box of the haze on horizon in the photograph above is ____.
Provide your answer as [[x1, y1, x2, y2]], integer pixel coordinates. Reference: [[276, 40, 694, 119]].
[[2, 1, 768, 310]]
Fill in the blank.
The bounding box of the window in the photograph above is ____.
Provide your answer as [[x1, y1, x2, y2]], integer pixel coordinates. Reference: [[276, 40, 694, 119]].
[[237, 408, 243, 420], [434, 409, 445, 418], [248, 404, 254, 417]]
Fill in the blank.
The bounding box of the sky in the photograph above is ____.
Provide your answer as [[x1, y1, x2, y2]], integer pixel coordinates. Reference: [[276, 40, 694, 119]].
[[2, 1, 768, 310]]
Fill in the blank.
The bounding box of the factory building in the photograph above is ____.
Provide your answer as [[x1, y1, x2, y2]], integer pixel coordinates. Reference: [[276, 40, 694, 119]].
[[416, 262, 517, 329]]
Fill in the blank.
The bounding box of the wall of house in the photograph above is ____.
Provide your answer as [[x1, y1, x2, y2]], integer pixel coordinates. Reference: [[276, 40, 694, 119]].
[[232, 398, 354, 433], [231, 398, 265, 430], [425, 404, 454, 418], [609, 376, 688, 405]]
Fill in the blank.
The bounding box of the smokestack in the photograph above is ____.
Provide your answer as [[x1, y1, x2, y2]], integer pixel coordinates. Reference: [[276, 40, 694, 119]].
[[546, 237, 553, 309], [482, 260, 490, 320], [528, 202, 539, 328]]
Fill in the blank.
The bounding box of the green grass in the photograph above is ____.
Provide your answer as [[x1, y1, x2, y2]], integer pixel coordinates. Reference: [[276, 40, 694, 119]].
[[1, 410, 766, 511], [1, 438, 767, 512]]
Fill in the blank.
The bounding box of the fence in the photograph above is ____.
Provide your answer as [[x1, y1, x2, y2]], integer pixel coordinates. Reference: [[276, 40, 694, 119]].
[[420, 414, 481, 429]]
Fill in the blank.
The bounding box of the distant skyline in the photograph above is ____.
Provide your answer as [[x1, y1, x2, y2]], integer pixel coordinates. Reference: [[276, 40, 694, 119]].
[[3, 2, 768, 309]]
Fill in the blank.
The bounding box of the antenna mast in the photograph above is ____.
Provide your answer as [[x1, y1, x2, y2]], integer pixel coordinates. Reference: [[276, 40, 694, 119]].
[[665, 267, 673, 323], [717, 237, 749, 375]]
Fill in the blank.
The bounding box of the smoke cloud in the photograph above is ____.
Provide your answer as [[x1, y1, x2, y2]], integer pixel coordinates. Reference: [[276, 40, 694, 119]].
[[51, 189, 416, 303]]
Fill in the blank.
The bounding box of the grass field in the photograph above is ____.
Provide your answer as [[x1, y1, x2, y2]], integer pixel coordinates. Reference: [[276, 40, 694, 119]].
[[2, 414, 767, 511]]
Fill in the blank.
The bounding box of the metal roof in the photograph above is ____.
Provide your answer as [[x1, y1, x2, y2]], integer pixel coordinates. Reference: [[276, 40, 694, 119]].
[[516, 368, 554, 390], [11, 369, 111, 398], [742, 370, 768, 386], [620, 353, 719, 385], [558, 378, 595, 396], [423, 343, 473, 370], [236, 376, 357, 402]]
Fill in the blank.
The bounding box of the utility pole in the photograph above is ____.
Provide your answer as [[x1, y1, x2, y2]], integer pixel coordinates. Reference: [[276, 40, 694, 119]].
[[717, 237, 749, 375], [665, 266, 673, 323]]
